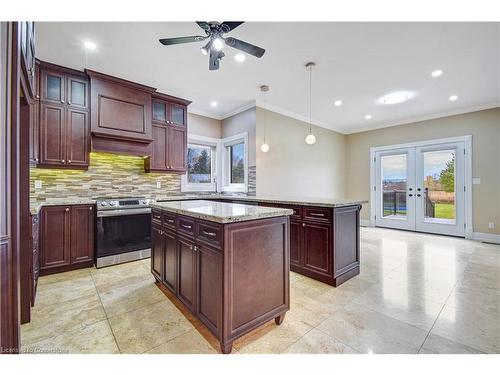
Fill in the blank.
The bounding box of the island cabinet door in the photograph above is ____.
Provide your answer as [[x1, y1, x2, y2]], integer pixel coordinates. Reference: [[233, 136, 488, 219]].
[[151, 225, 164, 281], [303, 222, 332, 276], [196, 244, 222, 337], [289, 220, 303, 267], [163, 229, 177, 293], [177, 236, 196, 312]]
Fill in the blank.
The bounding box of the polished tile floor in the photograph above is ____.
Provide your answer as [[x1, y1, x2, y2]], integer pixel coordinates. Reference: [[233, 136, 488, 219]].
[[21, 227, 500, 354]]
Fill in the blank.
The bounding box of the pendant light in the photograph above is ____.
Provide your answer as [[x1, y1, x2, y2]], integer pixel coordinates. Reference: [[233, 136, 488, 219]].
[[305, 62, 316, 145], [260, 85, 270, 153]]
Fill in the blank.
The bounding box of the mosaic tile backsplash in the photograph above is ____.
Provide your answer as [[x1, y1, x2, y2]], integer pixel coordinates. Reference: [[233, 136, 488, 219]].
[[30, 152, 181, 204]]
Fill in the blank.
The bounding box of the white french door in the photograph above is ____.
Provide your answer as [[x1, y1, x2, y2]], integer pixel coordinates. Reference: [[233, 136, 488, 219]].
[[374, 141, 466, 237]]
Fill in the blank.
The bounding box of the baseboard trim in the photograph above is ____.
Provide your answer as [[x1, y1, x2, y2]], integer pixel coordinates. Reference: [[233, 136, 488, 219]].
[[360, 219, 371, 227], [471, 232, 500, 245]]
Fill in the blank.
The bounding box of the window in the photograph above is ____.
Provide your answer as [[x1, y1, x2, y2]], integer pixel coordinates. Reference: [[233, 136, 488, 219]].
[[181, 132, 248, 193], [229, 143, 245, 184], [187, 144, 213, 184]]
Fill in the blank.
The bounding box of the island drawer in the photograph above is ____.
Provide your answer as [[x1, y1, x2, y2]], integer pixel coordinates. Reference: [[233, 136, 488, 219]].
[[151, 210, 163, 225], [163, 212, 176, 228], [177, 216, 195, 237], [304, 206, 332, 223], [196, 221, 222, 248], [260, 203, 302, 220]]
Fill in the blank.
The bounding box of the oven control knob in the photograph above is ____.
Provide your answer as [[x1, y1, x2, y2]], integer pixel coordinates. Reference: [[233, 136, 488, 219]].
[[141, 200, 148, 205], [100, 202, 107, 206], [110, 201, 117, 206]]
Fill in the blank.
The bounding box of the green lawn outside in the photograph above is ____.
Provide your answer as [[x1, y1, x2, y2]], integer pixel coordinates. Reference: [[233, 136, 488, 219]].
[[434, 203, 455, 219]]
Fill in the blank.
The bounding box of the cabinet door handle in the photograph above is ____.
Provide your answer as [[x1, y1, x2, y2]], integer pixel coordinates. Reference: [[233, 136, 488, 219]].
[[60, 99, 65, 104], [202, 230, 216, 237], [61, 159, 65, 163], [309, 212, 324, 217], [34, 157, 39, 162], [68, 101, 72, 105], [68, 160, 72, 163], [89, 207, 93, 211], [65, 208, 70, 212], [181, 224, 192, 229], [302, 222, 306, 227], [35, 94, 40, 99]]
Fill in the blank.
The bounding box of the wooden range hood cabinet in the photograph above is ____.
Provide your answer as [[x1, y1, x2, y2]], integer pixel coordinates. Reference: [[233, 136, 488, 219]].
[[86, 69, 157, 156]]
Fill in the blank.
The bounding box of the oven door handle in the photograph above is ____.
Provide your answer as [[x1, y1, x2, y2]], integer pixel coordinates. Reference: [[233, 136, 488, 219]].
[[97, 208, 152, 217]]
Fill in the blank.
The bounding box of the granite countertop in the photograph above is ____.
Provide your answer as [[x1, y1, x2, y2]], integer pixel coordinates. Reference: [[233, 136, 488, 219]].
[[151, 200, 294, 224], [155, 194, 368, 208], [30, 199, 97, 215]]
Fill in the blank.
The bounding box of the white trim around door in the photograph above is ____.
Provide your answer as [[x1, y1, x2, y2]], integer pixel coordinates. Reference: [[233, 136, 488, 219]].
[[369, 135, 473, 239]]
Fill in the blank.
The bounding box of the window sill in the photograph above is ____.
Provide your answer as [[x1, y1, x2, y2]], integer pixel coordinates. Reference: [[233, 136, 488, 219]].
[[221, 186, 248, 193]]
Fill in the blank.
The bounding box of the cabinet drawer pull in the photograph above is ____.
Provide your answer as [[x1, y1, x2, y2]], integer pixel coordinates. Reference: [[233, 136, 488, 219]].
[[202, 230, 217, 237], [68, 160, 72, 163], [165, 219, 174, 224], [309, 212, 325, 217], [181, 224, 192, 229], [153, 215, 161, 220], [61, 159, 65, 163]]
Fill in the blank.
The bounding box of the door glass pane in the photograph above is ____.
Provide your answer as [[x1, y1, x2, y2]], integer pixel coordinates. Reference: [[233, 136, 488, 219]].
[[381, 154, 407, 218], [423, 150, 456, 224], [46, 75, 61, 100], [172, 106, 185, 125], [187, 144, 213, 183], [153, 100, 166, 122], [70, 81, 85, 106], [229, 143, 245, 184]]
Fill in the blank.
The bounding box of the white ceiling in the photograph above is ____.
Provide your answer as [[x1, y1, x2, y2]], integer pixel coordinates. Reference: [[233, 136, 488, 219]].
[[35, 22, 500, 134]]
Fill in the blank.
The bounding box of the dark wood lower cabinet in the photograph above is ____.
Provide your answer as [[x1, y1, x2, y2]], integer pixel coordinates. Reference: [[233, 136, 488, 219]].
[[40, 204, 95, 275], [151, 209, 289, 354], [303, 221, 332, 277]]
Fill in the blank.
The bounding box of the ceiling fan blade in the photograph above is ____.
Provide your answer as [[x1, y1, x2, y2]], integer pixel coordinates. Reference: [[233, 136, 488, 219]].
[[159, 35, 206, 46], [220, 22, 244, 32], [196, 21, 210, 32], [209, 49, 220, 70], [225, 37, 265, 58]]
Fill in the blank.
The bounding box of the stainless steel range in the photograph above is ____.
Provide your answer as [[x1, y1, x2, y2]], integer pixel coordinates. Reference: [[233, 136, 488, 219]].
[[95, 196, 153, 268]]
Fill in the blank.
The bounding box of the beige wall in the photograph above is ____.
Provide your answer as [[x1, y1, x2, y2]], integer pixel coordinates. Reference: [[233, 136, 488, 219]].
[[221, 108, 257, 166], [256, 107, 347, 200], [346, 107, 500, 234], [188, 113, 221, 138]]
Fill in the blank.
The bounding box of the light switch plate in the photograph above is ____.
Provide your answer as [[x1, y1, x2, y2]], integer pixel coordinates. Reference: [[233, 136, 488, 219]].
[[34, 180, 42, 189], [472, 177, 481, 185], [156, 181, 161, 188]]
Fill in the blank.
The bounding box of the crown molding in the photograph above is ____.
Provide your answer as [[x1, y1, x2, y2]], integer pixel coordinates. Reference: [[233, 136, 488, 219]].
[[220, 101, 256, 120], [340, 102, 500, 134], [187, 107, 222, 120]]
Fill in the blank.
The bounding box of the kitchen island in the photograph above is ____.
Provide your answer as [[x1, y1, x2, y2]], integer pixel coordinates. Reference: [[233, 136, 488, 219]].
[[149, 200, 293, 354], [156, 195, 366, 287]]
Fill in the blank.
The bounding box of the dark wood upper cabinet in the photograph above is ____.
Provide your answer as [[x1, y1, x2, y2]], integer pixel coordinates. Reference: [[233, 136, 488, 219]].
[[40, 205, 95, 275], [152, 99, 167, 123], [86, 69, 155, 144], [168, 126, 187, 171], [170, 103, 187, 127], [36, 61, 90, 169], [39, 102, 65, 166], [66, 108, 89, 167], [20, 21, 36, 98], [70, 205, 94, 264]]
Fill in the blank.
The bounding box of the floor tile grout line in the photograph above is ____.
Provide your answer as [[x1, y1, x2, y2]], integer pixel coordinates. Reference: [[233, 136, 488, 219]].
[[89, 270, 122, 354], [139, 328, 198, 354]]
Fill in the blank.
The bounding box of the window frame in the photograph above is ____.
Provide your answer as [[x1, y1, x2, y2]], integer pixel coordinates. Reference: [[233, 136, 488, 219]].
[[181, 134, 218, 192], [181, 132, 249, 194]]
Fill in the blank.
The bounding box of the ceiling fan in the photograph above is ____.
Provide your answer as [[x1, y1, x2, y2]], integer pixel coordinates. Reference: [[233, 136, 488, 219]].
[[159, 21, 265, 71]]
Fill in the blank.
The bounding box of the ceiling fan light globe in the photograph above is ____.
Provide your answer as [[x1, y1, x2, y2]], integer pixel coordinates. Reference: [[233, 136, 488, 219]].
[[212, 37, 224, 51], [200, 46, 208, 55], [305, 134, 316, 145]]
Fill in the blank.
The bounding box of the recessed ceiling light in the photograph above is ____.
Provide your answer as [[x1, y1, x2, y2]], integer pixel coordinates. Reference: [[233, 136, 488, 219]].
[[334, 100, 342, 107], [365, 114, 372, 120], [449, 95, 458, 102], [378, 91, 414, 105], [234, 53, 245, 62], [210, 101, 218, 107], [431, 69, 443, 77], [84, 41, 97, 50]]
